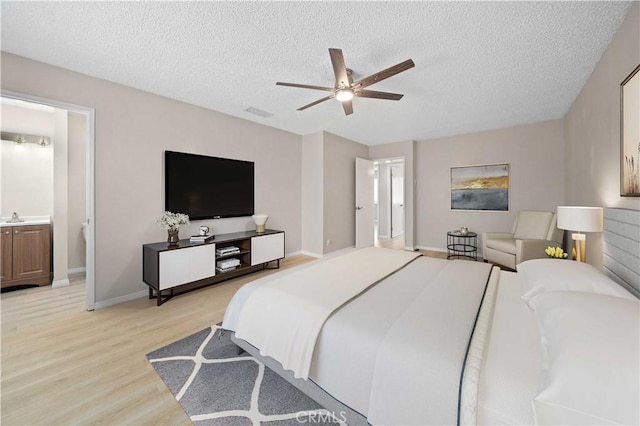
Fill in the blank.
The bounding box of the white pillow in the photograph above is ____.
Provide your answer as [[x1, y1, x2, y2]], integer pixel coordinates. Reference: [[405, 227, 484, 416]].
[[518, 258, 636, 302], [530, 292, 639, 425]]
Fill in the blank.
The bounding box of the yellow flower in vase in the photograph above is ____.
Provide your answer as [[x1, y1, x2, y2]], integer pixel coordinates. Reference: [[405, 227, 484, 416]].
[[545, 246, 568, 259]]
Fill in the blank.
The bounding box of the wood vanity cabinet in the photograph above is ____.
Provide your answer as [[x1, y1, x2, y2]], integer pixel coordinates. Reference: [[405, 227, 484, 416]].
[[1, 225, 52, 288]]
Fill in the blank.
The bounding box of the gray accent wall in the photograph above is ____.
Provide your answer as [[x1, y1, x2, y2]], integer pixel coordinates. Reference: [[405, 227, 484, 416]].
[[603, 208, 640, 295], [563, 2, 640, 269], [415, 120, 565, 254]]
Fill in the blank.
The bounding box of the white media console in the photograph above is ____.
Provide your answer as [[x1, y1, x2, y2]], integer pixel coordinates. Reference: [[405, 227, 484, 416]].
[[143, 229, 284, 305]]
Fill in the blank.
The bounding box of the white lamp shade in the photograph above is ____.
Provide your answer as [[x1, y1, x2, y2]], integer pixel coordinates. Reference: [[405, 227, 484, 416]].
[[557, 206, 603, 232]]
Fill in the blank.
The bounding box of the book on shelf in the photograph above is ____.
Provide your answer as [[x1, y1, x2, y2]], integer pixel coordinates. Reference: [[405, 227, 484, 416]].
[[217, 258, 241, 269], [216, 266, 237, 273], [190, 234, 214, 243], [216, 246, 240, 256]]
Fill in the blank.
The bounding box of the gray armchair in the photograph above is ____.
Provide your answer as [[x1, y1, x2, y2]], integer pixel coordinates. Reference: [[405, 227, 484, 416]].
[[482, 210, 563, 270]]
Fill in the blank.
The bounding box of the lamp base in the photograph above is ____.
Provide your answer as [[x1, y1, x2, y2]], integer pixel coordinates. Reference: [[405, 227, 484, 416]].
[[572, 233, 586, 263]]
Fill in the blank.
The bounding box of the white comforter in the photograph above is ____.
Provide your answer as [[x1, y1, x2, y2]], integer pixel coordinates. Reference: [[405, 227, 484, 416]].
[[224, 249, 494, 424], [233, 247, 421, 379]]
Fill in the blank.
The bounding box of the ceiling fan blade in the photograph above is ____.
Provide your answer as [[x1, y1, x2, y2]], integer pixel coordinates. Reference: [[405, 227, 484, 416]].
[[297, 95, 335, 111], [355, 89, 404, 100], [276, 82, 334, 91], [329, 48, 350, 88], [352, 59, 415, 89], [342, 99, 354, 115]]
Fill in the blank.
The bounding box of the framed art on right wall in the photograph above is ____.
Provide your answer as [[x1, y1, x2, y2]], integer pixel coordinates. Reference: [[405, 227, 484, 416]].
[[621, 64, 640, 197]]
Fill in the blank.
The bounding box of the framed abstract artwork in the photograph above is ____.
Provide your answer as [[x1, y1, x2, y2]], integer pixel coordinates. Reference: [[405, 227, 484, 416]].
[[621, 64, 640, 197], [451, 163, 509, 211]]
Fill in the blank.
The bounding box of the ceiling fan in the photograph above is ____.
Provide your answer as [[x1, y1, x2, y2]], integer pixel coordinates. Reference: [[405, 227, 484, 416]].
[[276, 48, 415, 116]]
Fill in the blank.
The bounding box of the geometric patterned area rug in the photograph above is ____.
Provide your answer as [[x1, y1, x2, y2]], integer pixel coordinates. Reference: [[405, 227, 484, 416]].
[[147, 325, 342, 425]]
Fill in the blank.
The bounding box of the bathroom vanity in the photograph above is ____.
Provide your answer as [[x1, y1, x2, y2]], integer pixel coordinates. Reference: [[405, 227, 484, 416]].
[[1, 217, 52, 288]]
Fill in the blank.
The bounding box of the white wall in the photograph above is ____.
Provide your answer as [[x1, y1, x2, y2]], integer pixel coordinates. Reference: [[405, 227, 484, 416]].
[[1, 52, 303, 305], [415, 119, 565, 254], [0, 104, 54, 217], [563, 2, 640, 268]]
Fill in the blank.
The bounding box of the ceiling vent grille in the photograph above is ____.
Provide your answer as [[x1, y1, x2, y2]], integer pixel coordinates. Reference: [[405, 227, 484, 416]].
[[245, 107, 273, 118]]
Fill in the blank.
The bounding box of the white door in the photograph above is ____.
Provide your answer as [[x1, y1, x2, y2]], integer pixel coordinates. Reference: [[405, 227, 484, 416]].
[[390, 164, 405, 238], [355, 158, 375, 248]]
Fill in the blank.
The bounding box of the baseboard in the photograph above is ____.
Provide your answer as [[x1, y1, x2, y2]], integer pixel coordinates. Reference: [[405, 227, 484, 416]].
[[52, 278, 70, 288], [300, 250, 323, 258], [404, 246, 418, 251], [377, 235, 390, 240], [93, 289, 149, 310], [416, 245, 447, 253], [68, 267, 86, 277], [285, 250, 302, 257]]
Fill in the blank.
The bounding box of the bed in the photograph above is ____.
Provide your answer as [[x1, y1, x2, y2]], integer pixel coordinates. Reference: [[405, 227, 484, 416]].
[[222, 208, 639, 425]]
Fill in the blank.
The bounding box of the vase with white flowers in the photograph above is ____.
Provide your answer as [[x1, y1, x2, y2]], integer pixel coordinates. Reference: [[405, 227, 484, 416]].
[[157, 211, 189, 244]]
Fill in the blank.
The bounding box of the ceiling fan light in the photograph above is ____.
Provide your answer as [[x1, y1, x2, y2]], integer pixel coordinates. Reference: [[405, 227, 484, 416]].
[[335, 89, 354, 102]]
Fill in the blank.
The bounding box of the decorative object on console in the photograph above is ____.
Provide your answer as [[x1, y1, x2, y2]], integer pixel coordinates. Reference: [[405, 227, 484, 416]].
[[451, 163, 509, 211], [190, 234, 214, 244], [620, 64, 640, 197], [459, 226, 469, 235], [252, 214, 269, 233], [157, 211, 189, 245], [557, 206, 603, 263]]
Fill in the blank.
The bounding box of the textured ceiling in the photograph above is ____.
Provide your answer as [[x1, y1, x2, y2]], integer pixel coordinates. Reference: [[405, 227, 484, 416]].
[[0, 1, 633, 145]]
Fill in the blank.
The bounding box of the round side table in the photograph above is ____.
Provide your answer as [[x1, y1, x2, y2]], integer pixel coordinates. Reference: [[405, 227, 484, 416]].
[[446, 231, 478, 260]]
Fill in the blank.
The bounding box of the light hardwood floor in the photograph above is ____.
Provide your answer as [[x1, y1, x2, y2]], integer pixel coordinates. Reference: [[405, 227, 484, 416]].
[[1, 256, 314, 425], [1, 248, 447, 425]]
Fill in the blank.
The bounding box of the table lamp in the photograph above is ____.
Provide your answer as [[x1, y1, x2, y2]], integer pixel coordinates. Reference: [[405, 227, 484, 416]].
[[556, 206, 603, 262]]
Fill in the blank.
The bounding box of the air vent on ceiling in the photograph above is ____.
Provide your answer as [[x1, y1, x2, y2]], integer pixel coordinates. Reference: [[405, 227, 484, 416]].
[[245, 107, 273, 118]]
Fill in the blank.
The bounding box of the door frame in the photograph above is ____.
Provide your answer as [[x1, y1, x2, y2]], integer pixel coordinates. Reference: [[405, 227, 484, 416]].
[[2, 89, 96, 310], [390, 163, 405, 238]]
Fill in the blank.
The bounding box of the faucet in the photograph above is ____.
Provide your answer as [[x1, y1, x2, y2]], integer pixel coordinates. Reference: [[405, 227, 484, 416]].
[[9, 212, 24, 223]]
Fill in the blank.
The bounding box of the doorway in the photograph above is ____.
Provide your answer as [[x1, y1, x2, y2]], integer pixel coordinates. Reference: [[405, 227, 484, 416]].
[[373, 157, 405, 250], [1, 90, 96, 310]]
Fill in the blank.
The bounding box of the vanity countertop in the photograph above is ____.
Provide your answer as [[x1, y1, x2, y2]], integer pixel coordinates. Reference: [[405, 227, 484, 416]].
[[0, 216, 51, 228]]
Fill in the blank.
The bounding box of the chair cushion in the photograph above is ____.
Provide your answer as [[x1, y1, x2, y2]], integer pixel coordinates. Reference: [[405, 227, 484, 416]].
[[513, 211, 553, 240], [486, 238, 516, 255]]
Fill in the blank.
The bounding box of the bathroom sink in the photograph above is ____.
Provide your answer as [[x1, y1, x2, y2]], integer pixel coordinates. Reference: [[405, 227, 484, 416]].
[[0, 216, 51, 227]]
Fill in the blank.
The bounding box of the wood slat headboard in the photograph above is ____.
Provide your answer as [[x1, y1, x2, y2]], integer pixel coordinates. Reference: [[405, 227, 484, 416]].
[[603, 208, 640, 296]]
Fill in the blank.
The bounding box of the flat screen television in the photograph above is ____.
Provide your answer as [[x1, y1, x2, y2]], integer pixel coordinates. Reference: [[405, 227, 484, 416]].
[[165, 151, 254, 220]]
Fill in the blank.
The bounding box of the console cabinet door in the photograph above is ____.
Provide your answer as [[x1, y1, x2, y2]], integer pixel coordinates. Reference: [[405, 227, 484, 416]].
[[159, 244, 216, 290], [187, 244, 216, 282], [159, 249, 190, 290], [251, 233, 284, 266]]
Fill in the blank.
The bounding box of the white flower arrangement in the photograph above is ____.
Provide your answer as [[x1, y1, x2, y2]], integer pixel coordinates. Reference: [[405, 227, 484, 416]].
[[545, 246, 568, 259], [157, 211, 189, 231]]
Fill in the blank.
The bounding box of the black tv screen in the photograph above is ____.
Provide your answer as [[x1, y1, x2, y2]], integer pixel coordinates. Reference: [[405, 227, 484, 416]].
[[165, 151, 254, 220]]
